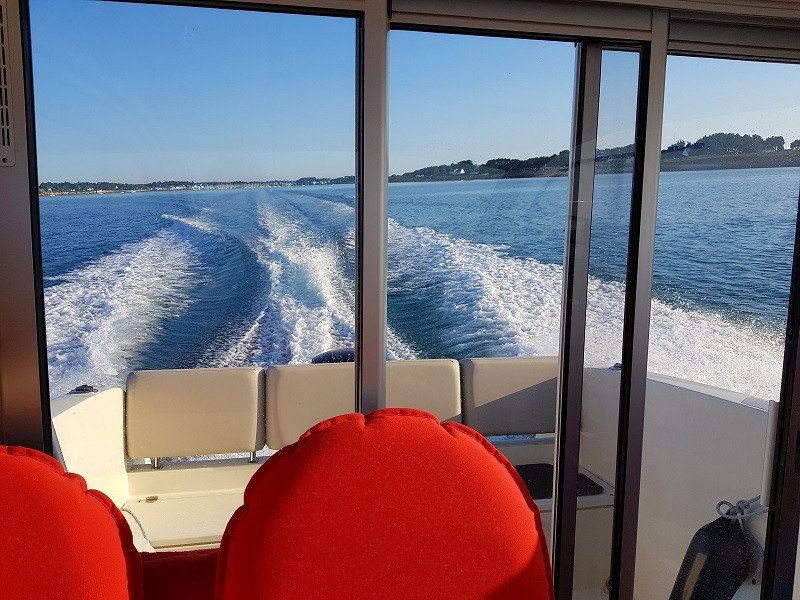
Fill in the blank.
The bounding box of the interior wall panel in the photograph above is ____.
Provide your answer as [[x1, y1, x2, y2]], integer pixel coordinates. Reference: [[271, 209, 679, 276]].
[[0, 0, 48, 450], [669, 17, 800, 61], [392, 0, 653, 40]]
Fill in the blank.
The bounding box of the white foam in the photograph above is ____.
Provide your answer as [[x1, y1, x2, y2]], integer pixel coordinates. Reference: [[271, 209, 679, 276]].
[[161, 213, 217, 234], [208, 306, 269, 368], [210, 196, 414, 366], [389, 220, 785, 400], [647, 302, 784, 401], [388, 220, 564, 357], [45, 230, 201, 397]]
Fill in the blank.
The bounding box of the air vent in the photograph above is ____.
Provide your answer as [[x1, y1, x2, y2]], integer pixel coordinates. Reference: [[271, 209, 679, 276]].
[[0, 0, 15, 167]]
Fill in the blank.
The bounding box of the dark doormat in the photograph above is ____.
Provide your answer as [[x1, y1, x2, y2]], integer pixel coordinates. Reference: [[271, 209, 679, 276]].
[[514, 463, 604, 500]]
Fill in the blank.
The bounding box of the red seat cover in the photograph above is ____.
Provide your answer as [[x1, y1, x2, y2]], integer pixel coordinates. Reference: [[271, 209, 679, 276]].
[[216, 408, 554, 599], [141, 549, 218, 600], [0, 445, 143, 599]]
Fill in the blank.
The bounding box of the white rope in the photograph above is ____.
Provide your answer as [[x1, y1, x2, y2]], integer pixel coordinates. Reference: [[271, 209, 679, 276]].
[[716, 495, 768, 520]]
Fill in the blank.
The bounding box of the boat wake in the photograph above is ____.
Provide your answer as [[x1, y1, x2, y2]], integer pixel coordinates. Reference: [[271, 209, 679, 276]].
[[389, 220, 785, 400], [207, 194, 415, 366], [43, 187, 787, 401], [161, 213, 218, 234], [45, 229, 200, 397]]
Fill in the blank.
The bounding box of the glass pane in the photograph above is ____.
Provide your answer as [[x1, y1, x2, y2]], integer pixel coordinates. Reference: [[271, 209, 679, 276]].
[[32, 0, 356, 549], [34, 4, 356, 397], [575, 49, 640, 599], [388, 30, 575, 554], [636, 55, 800, 599]]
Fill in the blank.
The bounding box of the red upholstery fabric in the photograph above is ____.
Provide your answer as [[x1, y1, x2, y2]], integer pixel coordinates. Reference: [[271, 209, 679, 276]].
[[216, 408, 554, 600], [0, 445, 143, 600], [141, 549, 218, 600]]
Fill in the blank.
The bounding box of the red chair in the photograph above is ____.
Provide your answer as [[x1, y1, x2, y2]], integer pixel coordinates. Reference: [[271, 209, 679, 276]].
[[0, 445, 143, 599], [0, 445, 218, 600], [216, 408, 554, 600]]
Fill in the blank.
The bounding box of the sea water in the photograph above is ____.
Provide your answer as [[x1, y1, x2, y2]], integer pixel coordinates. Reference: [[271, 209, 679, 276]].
[[39, 167, 800, 400]]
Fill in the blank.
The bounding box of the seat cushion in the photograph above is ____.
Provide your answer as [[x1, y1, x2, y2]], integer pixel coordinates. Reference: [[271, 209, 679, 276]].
[[0, 445, 143, 600], [265, 360, 462, 449], [460, 356, 558, 435], [126, 367, 265, 459], [216, 409, 553, 599]]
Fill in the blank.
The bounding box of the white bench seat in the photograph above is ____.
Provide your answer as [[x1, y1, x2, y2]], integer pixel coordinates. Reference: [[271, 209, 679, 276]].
[[120, 367, 267, 550], [53, 358, 562, 551]]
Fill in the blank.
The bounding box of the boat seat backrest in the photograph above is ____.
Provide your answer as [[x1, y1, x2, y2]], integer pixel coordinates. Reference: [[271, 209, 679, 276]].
[[126, 367, 265, 459], [265, 359, 462, 449], [460, 357, 558, 436], [216, 409, 554, 600], [0, 446, 143, 600]]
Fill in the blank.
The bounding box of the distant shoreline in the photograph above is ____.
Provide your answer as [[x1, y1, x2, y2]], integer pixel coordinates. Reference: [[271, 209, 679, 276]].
[[40, 185, 270, 198], [606, 149, 800, 175], [38, 150, 800, 196], [38, 176, 355, 197], [388, 150, 800, 183]]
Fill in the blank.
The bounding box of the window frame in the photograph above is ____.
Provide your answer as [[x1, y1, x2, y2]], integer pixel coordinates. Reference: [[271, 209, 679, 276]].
[[3, 0, 800, 598]]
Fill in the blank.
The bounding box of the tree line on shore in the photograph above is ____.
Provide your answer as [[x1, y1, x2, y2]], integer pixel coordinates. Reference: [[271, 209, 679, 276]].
[[390, 132, 800, 182], [665, 133, 796, 155], [39, 132, 800, 193]]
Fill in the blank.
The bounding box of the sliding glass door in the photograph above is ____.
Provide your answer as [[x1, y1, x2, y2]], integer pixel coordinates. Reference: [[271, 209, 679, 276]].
[[636, 55, 800, 599]]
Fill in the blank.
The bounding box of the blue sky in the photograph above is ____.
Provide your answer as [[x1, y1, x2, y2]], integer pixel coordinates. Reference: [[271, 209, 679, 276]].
[[31, 1, 356, 181], [30, 0, 800, 182]]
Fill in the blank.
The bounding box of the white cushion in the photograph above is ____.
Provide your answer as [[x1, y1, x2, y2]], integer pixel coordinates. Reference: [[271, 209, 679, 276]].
[[265, 360, 462, 449], [126, 367, 265, 459], [460, 357, 558, 435]]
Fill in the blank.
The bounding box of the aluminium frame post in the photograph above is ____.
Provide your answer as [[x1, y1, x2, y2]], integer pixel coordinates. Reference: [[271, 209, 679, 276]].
[[355, 0, 389, 414], [552, 41, 601, 600], [609, 10, 668, 600], [761, 188, 800, 599]]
